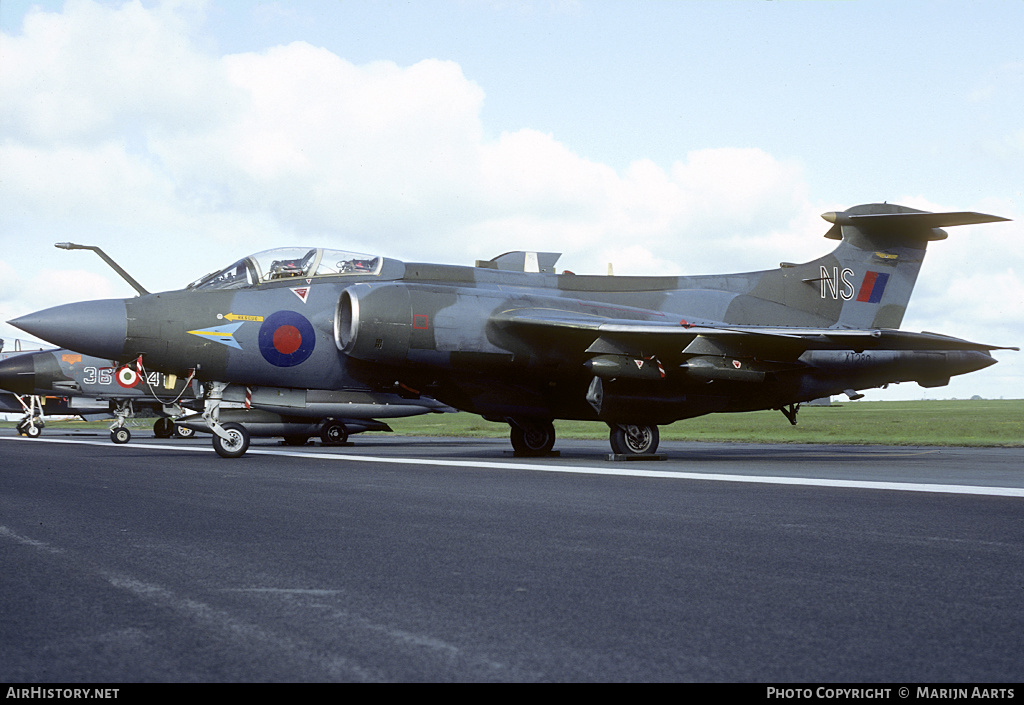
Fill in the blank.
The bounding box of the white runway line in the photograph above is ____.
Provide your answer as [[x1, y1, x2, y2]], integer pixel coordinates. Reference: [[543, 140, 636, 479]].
[[4, 434, 1023, 498]]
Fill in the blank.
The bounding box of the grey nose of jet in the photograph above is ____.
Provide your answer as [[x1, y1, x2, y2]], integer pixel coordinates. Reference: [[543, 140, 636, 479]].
[[8, 299, 127, 361]]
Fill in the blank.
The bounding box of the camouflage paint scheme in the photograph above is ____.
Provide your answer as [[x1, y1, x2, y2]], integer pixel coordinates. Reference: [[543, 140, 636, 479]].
[[0, 340, 194, 439], [10, 203, 1017, 457], [0, 340, 106, 436]]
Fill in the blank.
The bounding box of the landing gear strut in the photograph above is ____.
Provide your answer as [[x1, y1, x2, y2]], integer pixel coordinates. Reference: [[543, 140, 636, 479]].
[[203, 382, 250, 458], [109, 400, 133, 444], [14, 395, 44, 438]]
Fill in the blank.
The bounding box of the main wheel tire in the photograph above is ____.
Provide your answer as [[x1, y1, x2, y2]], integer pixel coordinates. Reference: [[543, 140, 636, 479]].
[[153, 417, 174, 438], [111, 427, 132, 444], [609, 424, 659, 455], [23, 423, 42, 438], [510, 420, 556, 456], [320, 421, 348, 445], [213, 422, 250, 458]]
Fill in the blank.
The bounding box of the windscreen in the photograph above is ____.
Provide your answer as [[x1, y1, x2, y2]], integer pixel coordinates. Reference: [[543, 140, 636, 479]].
[[187, 248, 382, 290]]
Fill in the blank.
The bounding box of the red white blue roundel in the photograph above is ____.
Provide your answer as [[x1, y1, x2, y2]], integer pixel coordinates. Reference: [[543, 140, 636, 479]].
[[258, 311, 316, 367]]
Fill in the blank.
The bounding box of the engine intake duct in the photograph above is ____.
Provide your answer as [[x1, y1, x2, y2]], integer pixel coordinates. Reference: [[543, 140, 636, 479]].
[[335, 284, 412, 364]]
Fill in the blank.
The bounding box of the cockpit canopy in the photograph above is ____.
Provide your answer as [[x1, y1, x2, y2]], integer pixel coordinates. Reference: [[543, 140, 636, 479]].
[[187, 247, 382, 290]]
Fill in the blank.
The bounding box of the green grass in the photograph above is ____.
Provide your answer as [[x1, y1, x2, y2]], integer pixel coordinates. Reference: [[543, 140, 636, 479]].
[[386, 399, 1024, 447], [6, 399, 1022, 447]]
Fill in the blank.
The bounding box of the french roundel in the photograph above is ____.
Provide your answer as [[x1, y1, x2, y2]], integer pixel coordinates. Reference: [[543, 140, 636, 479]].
[[116, 367, 140, 388], [258, 310, 316, 367]]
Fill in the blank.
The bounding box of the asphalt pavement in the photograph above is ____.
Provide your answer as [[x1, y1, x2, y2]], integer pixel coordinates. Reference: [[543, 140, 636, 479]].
[[2, 431, 1022, 682]]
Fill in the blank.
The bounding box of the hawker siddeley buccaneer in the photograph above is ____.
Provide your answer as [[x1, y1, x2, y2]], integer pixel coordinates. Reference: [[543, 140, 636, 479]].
[[10, 203, 1017, 458], [6, 245, 453, 455]]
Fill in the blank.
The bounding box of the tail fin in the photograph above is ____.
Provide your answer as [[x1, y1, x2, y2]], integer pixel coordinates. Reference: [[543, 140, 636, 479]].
[[817, 204, 1007, 328], [729, 203, 1008, 329]]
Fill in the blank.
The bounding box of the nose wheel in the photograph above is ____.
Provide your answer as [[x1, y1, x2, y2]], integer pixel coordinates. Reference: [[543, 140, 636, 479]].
[[108, 400, 134, 445], [15, 396, 45, 437], [17, 417, 43, 438], [212, 422, 250, 459], [202, 382, 250, 458]]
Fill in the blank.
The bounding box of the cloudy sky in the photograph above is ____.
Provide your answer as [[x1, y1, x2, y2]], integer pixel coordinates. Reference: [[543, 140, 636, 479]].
[[1, 0, 1021, 401]]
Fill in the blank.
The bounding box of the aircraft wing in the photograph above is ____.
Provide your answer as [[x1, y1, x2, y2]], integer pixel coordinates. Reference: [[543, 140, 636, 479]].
[[492, 310, 1017, 361]]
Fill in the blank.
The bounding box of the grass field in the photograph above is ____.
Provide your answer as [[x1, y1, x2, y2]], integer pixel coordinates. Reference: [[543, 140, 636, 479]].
[[384, 399, 1024, 447], [5, 399, 1021, 447]]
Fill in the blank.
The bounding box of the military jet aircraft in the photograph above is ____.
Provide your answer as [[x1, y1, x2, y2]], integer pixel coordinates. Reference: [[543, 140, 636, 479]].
[[0, 338, 91, 436], [0, 344, 199, 441], [10, 203, 1017, 458]]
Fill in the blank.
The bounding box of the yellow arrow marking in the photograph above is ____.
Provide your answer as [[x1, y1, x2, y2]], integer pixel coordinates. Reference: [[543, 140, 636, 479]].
[[221, 313, 264, 322]]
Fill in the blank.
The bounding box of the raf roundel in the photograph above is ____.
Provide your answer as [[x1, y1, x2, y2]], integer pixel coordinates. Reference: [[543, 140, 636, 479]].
[[258, 311, 316, 367]]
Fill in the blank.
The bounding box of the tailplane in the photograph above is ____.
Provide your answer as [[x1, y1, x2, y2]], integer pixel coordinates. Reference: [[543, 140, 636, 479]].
[[819, 204, 1007, 328], [734, 203, 1009, 329]]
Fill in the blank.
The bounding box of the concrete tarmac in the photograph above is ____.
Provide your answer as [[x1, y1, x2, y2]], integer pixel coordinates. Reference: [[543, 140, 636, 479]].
[[1, 429, 1022, 682]]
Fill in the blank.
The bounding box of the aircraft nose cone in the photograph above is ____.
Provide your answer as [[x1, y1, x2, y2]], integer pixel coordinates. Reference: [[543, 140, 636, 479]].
[[8, 299, 127, 361], [0, 354, 35, 395]]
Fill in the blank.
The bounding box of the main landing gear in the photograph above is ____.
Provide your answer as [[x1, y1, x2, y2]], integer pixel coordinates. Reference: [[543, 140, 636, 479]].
[[609, 424, 660, 456], [320, 419, 348, 446], [152, 417, 195, 439], [506, 418, 662, 458], [508, 418, 556, 456]]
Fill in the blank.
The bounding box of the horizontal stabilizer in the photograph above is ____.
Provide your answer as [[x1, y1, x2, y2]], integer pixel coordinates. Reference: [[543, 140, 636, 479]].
[[821, 207, 1010, 241]]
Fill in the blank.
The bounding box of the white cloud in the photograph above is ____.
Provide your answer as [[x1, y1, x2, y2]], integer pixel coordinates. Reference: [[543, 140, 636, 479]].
[[0, 0, 218, 143], [1, 1, 814, 280]]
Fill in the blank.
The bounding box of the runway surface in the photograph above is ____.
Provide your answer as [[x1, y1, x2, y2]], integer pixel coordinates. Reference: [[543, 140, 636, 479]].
[[2, 430, 1022, 682]]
